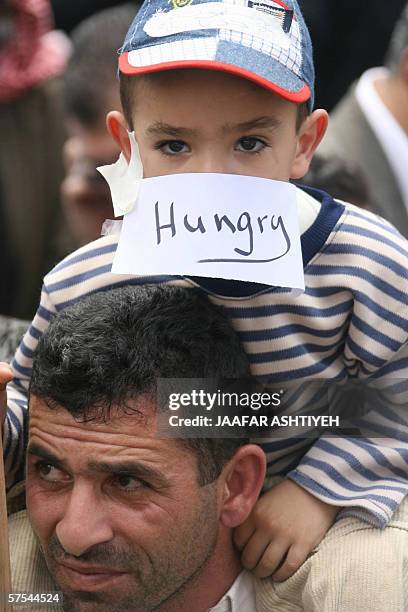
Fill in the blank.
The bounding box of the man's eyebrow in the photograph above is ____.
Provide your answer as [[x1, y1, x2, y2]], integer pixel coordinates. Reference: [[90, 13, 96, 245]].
[[27, 445, 170, 488], [27, 444, 63, 466], [225, 115, 282, 132], [87, 460, 170, 487], [145, 121, 198, 138]]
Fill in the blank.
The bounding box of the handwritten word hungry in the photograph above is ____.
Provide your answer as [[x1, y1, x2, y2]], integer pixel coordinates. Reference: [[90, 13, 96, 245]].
[[154, 201, 291, 263]]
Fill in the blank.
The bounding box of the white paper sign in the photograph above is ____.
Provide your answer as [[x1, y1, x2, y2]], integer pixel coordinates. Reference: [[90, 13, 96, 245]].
[[112, 173, 305, 291]]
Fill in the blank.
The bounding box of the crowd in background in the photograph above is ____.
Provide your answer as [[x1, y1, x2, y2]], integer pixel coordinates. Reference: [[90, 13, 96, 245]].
[[0, 0, 407, 349]]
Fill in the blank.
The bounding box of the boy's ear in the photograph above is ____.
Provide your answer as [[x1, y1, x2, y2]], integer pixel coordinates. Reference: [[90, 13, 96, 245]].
[[290, 109, 329, 180], [106, 111, 132, 162], [219, 444, 266, 529]]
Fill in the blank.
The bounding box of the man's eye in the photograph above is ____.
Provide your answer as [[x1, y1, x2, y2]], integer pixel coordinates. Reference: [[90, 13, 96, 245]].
[[35, 462, 68, 483], [235, 137, 267, 153], [114, 474, 144, 491], [158, 140, 190, 155]]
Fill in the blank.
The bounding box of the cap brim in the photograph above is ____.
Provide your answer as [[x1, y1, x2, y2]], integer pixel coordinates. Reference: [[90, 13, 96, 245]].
[[119, 51, 311, 104]]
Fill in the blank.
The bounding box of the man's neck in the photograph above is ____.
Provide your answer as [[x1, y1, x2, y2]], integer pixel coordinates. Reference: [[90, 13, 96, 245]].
[[375, 75, 408, 136], [157, 537, 242, 612]]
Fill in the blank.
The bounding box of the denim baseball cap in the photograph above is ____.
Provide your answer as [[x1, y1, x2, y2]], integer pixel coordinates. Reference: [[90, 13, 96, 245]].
[[119, 0, 315, 109]]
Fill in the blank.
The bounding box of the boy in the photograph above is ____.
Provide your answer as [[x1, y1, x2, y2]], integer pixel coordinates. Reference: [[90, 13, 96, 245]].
[[2, 0, 408, 608]]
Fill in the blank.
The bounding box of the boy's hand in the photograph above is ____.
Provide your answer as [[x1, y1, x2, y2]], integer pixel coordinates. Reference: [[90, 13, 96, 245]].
[[0, 363, 13, 437], [234, 479, 340, 582]]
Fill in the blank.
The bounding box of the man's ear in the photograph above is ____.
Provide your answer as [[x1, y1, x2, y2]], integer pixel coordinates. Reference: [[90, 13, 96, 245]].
[[290, 109, 328, 180], [106, 111, 132, 162], [219, 444, 266, 529]]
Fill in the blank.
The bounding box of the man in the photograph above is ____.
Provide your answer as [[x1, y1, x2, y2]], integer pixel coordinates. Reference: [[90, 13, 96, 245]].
[[61, 4, 137, 245], [318, 3, 408, 235], [7, 285, 266, 612]]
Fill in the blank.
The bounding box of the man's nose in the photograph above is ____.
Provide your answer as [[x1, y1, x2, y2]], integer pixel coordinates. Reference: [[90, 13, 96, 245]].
[[56, 482, 113, 557]]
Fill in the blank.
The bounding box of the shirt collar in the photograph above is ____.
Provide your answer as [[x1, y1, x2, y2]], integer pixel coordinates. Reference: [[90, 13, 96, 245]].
[[208, 571, 257, 612], [355, 67, 408, 212]]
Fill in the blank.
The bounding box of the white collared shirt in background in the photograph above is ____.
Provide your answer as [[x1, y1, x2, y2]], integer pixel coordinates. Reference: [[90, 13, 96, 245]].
[[355, 67, 408, 214], [208, 570, 257, 612]]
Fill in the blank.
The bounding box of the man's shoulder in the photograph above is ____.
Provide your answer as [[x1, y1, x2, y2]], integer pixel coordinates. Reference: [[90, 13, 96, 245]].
[[320, 84, 361, 140], [9, 510, 60, 604], [319, 83, 378, 162]]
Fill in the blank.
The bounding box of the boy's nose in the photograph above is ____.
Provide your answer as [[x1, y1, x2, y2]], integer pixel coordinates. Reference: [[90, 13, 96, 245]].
[[190, 153, 235, 175]]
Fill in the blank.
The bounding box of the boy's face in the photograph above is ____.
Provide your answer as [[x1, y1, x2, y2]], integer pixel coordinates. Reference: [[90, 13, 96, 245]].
[[115, 70, 324, 181]]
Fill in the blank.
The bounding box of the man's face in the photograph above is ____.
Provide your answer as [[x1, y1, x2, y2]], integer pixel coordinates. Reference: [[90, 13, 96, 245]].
[[26, 396, 221, 612], [61, 89, 121, 245], [131, 69, 302, 181]]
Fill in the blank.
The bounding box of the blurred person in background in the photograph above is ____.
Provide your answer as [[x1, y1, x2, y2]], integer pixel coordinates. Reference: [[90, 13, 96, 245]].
[[0, 179, 16, 314], [299, 0, 406, 110], [61, 4, 137, 246], [0, 315, 28, 362], [318, 3, 408, 237], [0, 0, 70, 319], [50, 0, 125, 33], [298, 154, 370, 211]]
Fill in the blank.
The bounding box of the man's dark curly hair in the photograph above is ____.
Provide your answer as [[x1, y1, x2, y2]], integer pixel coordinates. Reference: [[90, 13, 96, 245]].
[[30, 284, 250, 484]]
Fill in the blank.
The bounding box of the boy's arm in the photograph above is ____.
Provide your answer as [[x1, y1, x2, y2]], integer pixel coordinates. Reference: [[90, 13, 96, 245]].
[[0, 364, 13, 436], [234, 213, 408, 579], [3, 285, 56, 493], [286, 346, 408, 529], [234, 347, 408, 580], [284, 214, 408, 530]]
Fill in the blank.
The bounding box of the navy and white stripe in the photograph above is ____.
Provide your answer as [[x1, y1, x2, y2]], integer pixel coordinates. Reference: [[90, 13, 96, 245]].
[[4, 187, 408, 528]]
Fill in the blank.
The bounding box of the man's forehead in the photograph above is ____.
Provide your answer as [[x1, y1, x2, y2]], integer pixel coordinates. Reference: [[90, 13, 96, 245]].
[[28, 394, 159, 445]]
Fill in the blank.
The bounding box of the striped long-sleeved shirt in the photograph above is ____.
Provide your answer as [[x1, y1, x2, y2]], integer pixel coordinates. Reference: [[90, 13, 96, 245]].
[[4, 186, 408, 528]]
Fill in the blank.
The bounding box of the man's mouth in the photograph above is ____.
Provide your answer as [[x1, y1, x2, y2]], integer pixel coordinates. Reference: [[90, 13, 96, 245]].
[[58, 561, 128, 589]]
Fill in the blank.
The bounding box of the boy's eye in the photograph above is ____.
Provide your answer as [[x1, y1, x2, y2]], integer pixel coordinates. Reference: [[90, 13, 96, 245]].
[[236, 137, 266, 153], [113, 474, 144, 492], [159, 140, 190, 155]]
